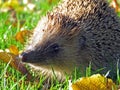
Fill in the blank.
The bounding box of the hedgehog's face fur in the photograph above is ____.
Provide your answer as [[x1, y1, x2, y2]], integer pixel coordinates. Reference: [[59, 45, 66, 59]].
[[21, 13, 92, 79], [20, 0, 120, 80], [21, 0, 99, 76]]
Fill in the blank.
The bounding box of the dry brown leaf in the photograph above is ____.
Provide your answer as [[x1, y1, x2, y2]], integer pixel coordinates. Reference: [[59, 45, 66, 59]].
[[9, 45, 19, 55], [71, 74, 117, 90], [0, 52, 32, 80], [15, 30, 32, 44]]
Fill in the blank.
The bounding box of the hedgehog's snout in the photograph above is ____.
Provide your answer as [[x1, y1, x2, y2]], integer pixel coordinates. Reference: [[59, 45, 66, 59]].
[[19, 52, 28, 62], [19, 50, 37, 63]]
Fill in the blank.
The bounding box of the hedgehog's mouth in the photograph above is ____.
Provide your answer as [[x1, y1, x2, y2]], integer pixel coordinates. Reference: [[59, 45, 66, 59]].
[[20, 51, 34, 62], [19, 51, 44, 63]]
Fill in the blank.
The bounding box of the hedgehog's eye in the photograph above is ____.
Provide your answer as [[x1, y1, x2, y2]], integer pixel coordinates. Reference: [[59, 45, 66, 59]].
[[50, 43, 59, 53], [44, 43, 60, 55]]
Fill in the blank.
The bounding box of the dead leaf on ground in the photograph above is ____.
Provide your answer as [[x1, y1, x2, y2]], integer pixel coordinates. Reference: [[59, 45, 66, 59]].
[[9, 45, 19, 55], [70, 74, 117, 90], [0, 52, 32, 80], [15, 30, 32, 44]]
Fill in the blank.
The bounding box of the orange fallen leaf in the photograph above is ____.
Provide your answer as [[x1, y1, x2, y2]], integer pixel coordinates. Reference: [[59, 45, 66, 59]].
[[71, 74, 117, 90], [15, 30, 32, 44], [9, 45, 19, 55], [0, 52, 32, 80]]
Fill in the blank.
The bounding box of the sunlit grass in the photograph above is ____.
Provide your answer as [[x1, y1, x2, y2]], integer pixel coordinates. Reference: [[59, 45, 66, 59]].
[[0, 0, 120, 89]]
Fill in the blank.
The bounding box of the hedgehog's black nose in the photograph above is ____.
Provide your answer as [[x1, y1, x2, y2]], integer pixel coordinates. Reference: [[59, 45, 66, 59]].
[[20, 52, 28, 62]]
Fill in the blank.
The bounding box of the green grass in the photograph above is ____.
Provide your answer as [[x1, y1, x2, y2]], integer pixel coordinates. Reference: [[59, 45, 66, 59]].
[[0, 0, 120, 90], [0, 0, 71, 90]]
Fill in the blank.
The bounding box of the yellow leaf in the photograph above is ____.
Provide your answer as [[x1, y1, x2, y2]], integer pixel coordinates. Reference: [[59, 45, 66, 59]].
[[1, 0, 24, 12], [2, 0, 19, 8], [0, 52, 32, 80], [71, 74, 117, 90], [15, 30, 32, 44], [0, 0, 2, 5], [0, 52, 17, 69], [9, 45, 19, 55]]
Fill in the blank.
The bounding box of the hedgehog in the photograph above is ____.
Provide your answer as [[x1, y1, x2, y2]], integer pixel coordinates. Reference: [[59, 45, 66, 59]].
[[20, 0, 120, 81]]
